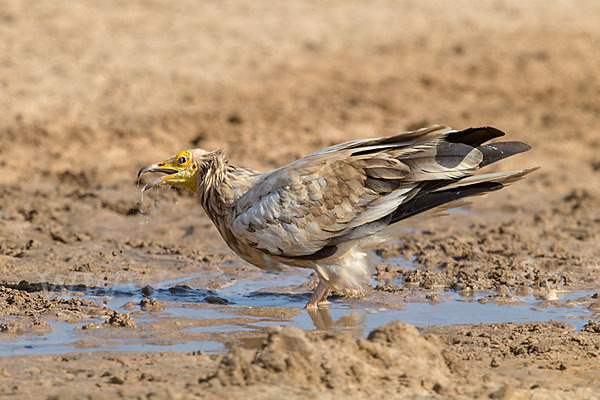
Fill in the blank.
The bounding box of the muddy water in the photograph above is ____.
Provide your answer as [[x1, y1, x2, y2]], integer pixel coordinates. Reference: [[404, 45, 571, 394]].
[[1, 257, 594, 357]]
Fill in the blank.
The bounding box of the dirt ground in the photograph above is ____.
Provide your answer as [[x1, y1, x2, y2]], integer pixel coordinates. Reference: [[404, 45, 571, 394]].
[[1, 0, 599, 398]]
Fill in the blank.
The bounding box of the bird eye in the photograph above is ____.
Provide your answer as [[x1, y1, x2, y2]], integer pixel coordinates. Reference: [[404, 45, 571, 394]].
[[177, 156, 187, 164]]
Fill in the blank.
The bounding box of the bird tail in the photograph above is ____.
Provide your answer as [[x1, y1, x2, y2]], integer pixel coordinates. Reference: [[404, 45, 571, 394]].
[[390, 167, 538, 224], [356, 167, 537, 250]]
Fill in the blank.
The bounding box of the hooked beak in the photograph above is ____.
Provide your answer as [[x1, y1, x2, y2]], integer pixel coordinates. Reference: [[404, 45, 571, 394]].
[[137, 158, 197, 193], [137, 164, 178, 180]]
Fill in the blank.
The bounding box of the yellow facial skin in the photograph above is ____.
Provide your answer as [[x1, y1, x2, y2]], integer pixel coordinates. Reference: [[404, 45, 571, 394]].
[[138, 150, 198, 193]]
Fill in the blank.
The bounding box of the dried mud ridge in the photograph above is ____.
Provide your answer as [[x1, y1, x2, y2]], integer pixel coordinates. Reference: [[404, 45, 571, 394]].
[[197, 319, 600, 398], [201, 322, 450, 396]]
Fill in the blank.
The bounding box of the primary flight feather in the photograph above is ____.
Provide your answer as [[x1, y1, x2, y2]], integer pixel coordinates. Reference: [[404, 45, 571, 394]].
[[138, 125, 536, 308]]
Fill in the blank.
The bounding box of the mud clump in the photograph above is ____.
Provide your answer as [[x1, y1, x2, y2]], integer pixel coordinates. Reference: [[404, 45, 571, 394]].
[[583, 320, 600, 334], [104, 310, 136, 328], [139, 298, 164, 311], [201, 322, 451, 397]]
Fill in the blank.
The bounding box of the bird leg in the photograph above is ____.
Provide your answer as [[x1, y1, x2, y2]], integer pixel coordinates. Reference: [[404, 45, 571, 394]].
[[305, 280, 330, 309]]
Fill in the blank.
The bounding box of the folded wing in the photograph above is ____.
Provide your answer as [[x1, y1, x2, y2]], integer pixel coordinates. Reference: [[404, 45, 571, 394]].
[[231, 125, 535, 259]]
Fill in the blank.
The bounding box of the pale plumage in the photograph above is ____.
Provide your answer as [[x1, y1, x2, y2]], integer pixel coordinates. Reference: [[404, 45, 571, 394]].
[[138, 125, 537, 308]]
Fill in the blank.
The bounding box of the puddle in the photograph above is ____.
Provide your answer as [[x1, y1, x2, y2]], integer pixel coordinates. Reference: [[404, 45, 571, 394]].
[[0, 258, 597, 356]]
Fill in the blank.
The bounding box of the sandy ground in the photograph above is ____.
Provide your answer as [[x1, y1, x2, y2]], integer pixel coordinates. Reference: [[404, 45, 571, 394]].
[[1, 0, 599, 398]]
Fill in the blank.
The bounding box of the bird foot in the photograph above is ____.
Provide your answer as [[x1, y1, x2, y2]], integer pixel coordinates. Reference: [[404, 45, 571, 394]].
[[304, 299, 330, 310], [305, 281, 330, 309], [317, 299, 330, 306]]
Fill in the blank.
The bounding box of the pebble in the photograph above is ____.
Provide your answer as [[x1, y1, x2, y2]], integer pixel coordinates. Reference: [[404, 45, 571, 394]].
[[81, 322, 102, 330], [205, 296, 228, 305], [141, 285, 154, 296], [108, 375, 125, 385]]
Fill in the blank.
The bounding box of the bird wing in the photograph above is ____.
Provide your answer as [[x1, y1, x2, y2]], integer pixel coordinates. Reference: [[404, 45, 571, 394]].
[[231, 126, 484, 259]]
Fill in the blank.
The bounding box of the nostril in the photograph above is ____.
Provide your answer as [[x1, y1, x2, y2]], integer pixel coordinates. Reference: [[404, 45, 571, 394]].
[[158, 163, 165, 166]]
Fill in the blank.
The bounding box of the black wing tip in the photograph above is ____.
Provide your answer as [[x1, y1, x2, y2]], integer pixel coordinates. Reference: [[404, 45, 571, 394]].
[[515, 141, 532, 152], [390, 181, 504, 224], [446, 126, 506, 147], [479, 126, 505, 137], [478, 141, 533, 168]]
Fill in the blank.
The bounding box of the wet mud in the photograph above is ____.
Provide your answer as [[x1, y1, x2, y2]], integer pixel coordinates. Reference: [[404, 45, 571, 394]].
[[1, 0, 600, 398]]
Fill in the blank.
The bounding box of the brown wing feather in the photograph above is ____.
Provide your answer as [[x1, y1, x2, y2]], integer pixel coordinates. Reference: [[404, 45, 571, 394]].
[[231, 126, 452, 257], [231, 155, 413, 257], [230, 125, 534, 259]]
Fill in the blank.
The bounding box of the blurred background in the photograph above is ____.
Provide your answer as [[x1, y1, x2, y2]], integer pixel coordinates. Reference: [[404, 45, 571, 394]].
[[1, 0, 599, 188]]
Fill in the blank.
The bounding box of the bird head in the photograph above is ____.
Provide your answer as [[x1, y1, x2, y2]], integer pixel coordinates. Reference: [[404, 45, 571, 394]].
[[137, 149, 214, 193]]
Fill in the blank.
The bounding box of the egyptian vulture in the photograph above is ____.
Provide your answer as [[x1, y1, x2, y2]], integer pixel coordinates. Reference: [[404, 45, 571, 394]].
[[138, 125, 536, 309]]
